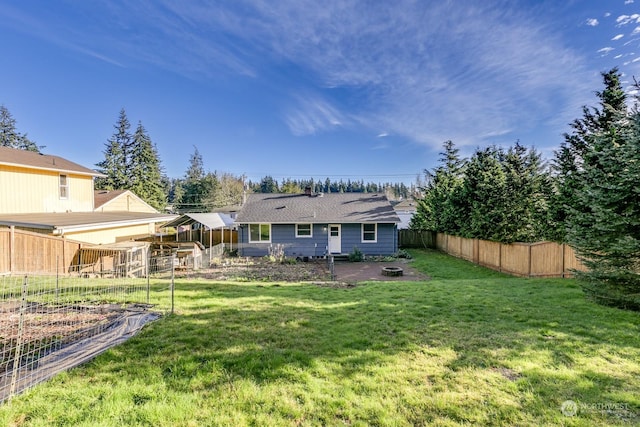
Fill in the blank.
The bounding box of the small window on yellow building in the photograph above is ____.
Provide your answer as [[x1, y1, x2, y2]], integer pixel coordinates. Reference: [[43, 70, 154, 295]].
[[59, 174, 69, 199]]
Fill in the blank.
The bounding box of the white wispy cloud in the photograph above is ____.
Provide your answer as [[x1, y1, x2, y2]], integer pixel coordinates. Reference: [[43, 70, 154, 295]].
[[612, 34, 625, 40], [284, 95, 345, 136], [617, 14, 640, 26], [598, 47, 615, 55], [4, 0, 596, 152], [586, 18, 599, 26], [625, 0, 634, 5]]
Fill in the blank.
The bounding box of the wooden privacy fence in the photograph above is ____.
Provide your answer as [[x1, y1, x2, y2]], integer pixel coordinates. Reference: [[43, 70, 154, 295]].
[[435, 233, 584, 278], [0, 226, 82, 274], [1, 227, 152, 277], [398, 229, 437, 248]]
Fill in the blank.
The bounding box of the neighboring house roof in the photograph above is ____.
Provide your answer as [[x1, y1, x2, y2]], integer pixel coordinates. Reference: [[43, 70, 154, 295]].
[[94, 189, 127, 209], [94, 189, 158, 212], [0, 211, 177, 235], [393, 199, 418, 212], [236, 193, 400, 224], [162, 213, 235, 230], [396, 212, 414, 230], [0, 146, 105, 177]]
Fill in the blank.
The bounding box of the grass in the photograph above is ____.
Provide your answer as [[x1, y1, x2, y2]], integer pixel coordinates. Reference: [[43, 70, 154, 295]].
[[1, 249, 639, 426]]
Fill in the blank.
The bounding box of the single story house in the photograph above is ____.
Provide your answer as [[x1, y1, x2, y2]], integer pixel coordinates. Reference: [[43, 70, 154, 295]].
[[235, 190, 400, 258]]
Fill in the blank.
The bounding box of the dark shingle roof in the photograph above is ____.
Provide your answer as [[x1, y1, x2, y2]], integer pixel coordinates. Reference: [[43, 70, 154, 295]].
[[0, 146, 104, 177], [235, 193, 400, 224]]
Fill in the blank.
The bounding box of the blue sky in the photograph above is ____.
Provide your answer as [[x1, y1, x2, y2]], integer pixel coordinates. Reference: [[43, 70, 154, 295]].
[[1, 1, 639, 186]]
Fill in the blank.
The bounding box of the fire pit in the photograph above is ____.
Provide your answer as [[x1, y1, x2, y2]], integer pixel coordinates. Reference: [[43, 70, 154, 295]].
[[381, 266, 404, 277]]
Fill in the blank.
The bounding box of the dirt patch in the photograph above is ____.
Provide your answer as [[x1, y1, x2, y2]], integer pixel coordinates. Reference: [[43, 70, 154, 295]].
[[178, 259, 332, 282], [178, 258, 429, 285]]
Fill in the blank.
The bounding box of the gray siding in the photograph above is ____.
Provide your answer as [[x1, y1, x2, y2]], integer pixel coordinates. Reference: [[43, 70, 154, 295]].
[[238, 223, 397, 257]]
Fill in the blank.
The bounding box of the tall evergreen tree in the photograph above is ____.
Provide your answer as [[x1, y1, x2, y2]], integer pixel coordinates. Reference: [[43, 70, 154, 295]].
[[458, 146, 509, 241], [565, 80, 640, 310], [129, 122, 167, 211], [96, 109, 132, 190], [259, 175, 278, 193], [0, 105, 41, 152], [500, 143, 551, 242], [410, 140, 465, 233], [177, 146, 211, 212], [551, 68, 628, 242]]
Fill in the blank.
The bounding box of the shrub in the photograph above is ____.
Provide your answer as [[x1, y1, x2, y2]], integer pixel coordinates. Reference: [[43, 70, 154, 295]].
[[348, 246, 364, 262], [396, 249, 412, 259]]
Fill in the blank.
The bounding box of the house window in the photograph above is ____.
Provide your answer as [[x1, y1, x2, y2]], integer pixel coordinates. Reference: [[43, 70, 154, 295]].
[[362, 223, 377, 242], [296, 223, 312, 238], [59, 174, 69, 199], [249, 224, 271, 242]]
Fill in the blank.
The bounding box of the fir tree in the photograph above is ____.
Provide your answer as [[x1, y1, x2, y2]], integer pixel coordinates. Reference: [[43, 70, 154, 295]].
[[129, 121, 167, 211], [96, 109, 131, 190], [410, 140, 465, 233], [567, 92, 640, 310], [177, 146, 211, 212], [551, 68, 628, 242], [0, 105, 41, 152]]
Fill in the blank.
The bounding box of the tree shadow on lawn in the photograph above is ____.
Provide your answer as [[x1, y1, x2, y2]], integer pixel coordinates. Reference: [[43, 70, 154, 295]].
[[86, 279, 640, 422]]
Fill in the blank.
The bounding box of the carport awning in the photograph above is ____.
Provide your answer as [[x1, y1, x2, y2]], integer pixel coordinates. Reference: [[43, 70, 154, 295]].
[[161, 213, 234, 230]]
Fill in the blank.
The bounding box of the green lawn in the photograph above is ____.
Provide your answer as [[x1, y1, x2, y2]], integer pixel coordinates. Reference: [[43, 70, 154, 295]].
[[1, 249, 638, 426]]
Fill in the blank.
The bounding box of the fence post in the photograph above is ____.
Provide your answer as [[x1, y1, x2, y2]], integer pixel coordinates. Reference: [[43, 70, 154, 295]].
[[55, 255, 60, 302], [329, 255, 335, 281], [9, 275, 29, 401], [9, 226, 15, 274], [171, 251, 176, 315], [146, 246, 150, 304]]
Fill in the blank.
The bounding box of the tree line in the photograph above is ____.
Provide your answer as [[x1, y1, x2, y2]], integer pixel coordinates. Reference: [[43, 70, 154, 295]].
[[245, 176, 413, 199], [411, 68, 639, 310]]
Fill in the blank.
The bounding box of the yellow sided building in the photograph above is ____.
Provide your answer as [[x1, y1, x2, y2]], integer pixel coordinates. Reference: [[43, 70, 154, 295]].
[[0, 146, 175, 245]]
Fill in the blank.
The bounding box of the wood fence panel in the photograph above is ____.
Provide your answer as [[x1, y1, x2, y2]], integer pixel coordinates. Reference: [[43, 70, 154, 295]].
[[459, 237, 475, 262], [530, 242, 563, 277], [1, 227, 82, 274], [448, 235, 462, 257], [436, 233, 447, 252], [478, 240, 501, 270], [563, 245, 586, 277], [0, 228, 9, 272], [398, 230, 436, 248], [500, 243, 530, 276]]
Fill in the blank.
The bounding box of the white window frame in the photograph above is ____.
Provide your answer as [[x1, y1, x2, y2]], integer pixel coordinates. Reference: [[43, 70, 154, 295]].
[[59, 174, 69, 199], [361, 223, 377, 243], [249, 223, 271, 243], [295, 223, 313, 238]]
